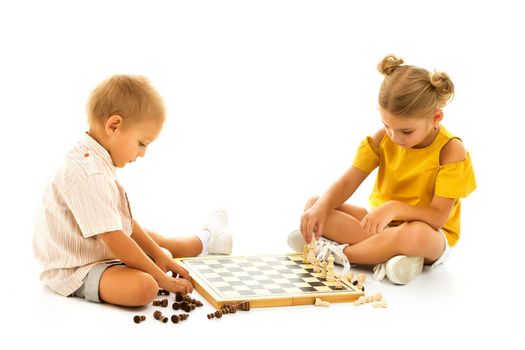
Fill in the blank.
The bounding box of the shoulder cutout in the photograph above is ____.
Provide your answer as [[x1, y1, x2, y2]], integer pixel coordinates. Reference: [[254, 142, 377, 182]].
[[370, 129, 386, 148], [440, 138, 467, 165]]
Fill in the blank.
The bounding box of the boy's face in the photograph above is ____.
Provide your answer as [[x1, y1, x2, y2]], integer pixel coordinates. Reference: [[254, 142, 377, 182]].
[[107, 117, 163, 168], [380, 108, 442, 149]]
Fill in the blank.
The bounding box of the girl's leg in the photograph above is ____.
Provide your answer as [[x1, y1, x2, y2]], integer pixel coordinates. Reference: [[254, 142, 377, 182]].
[[145, 229, 203, 258], [304, 196, 372, 244], [342, 221, 446, 265], [98, 265, 159, 307]]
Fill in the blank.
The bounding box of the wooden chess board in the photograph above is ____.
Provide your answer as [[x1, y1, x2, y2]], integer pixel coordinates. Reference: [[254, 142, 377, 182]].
[[175, 254, 363, 308]]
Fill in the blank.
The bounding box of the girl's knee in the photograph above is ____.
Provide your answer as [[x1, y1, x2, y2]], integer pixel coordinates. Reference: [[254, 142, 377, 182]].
[[396, 221, 434, 252]]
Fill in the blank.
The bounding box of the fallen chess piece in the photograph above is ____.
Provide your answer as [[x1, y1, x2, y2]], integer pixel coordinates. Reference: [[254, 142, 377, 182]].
[[314, 298, 330, 307], [207, 301, 251, 319], [354, 292, 385, 307], [372, 300, 387, 308], [171, 313, 190, 323], [133, 315, 146, 324], [153, 310, 169, 323]]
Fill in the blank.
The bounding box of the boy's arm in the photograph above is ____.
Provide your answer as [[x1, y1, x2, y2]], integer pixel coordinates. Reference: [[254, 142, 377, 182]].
[[130, 220, 167, 262], [130, 220, 190, 279], [98, 230, 168, 283]]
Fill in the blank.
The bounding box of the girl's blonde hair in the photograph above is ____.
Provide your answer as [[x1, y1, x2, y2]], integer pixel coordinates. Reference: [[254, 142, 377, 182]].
[[377, 55, 454, 117], [87, 75, 166, 127]]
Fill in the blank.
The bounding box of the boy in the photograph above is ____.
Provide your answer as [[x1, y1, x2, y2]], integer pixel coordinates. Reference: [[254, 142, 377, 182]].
[[33, 75, 232, 306]]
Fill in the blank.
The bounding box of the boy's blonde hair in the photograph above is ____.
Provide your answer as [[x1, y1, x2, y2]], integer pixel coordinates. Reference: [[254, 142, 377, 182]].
[[377, 55, 454, 117], [87, 75, 166, 127]]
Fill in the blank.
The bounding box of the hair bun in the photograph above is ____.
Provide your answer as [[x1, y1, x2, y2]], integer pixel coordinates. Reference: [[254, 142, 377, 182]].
[[429, 70, 455, 106], [378, 55, 404, 76]]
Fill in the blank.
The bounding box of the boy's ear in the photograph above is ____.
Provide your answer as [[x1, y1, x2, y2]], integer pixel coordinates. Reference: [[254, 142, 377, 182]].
[[105, 115, 123, 135]]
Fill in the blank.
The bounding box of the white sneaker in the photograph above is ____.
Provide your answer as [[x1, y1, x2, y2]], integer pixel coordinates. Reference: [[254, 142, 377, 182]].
[[203, 209, 232, 255], [287, 230, 351, 274], [373, 255, 424, 285]]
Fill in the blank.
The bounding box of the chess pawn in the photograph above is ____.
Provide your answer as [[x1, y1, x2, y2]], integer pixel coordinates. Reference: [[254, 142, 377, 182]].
[[320, 260, 327, 278], [302, 244, 309, 262], [335, 276, 343, 289], [327, 254, 335, 270], [344, 272, 354, 284], [307, 246, 316, 264], [313, 259, 321, 273], [326, 265, 335, 282]]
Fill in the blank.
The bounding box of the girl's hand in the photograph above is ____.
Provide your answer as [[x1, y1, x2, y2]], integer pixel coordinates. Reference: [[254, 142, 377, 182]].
[[301, 204, 328, 243], [360, 201, 398, 234]]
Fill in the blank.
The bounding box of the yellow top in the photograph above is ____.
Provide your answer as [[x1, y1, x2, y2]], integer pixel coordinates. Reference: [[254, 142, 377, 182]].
[[352, 126, 476, 247]]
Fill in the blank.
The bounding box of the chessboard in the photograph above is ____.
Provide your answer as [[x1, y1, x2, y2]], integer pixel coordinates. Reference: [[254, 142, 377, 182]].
[[175, 254, 363, 309]]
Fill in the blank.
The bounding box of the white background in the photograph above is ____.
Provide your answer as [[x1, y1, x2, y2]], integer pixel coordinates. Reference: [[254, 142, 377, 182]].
[[1, 1, 524, 348]]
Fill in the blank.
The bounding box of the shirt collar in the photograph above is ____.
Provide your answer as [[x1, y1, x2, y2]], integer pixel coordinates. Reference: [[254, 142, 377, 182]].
[[81, 132, 117, 175]]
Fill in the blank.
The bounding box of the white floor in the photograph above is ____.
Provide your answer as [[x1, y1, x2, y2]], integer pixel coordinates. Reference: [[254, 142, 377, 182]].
[[8, 214, 522, 349]]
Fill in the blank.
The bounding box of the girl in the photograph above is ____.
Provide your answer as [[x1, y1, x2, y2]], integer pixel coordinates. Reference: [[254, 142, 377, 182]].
[[288, 55, 476, 284]]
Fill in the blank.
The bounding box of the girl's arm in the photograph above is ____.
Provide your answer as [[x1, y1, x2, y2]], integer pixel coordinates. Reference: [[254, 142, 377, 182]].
[[315, 128, 385, 212], [361, 137, 467, 233], [394, 138, 468, 229], [303, 129, 384, 241]]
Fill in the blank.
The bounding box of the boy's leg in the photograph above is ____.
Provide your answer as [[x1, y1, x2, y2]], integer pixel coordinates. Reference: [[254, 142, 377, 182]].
[[342, 221, 445, 265], [98, 265, 159, 307], [145, 230, 203, 258]]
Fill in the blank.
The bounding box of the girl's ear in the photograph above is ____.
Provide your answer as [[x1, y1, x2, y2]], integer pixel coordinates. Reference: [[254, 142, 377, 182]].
[[105, 115, 123, 135], [433, 109, 444, 126]]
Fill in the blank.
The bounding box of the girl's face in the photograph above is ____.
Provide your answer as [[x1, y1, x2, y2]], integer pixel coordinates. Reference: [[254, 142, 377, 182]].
[[380, 108, 442, 149]]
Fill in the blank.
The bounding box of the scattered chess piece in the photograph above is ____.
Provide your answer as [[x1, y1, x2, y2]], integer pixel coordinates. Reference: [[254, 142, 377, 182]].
[[171, 314, 189, 323], [133, 315, 146, 324], [153, 310, 168, 323], [158, 289, 170, 296], [153, 298, 168, 307], [372, 300, 387, 308], [314, 298, 330, 307], [356, 273, 366, 290], [354, 292, 386, 307], [354, 295, 367, 306], [344, 272, 354, 284]]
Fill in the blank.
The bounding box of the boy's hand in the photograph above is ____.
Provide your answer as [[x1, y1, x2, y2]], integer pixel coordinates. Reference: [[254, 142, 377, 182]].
[[360, 201, 398, 234], [155, 254, 191, 280], [158, 275, 193, 295]]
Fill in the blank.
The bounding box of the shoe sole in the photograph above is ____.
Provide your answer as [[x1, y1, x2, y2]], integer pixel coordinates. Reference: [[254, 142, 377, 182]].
[[386, 256, 424, 285]]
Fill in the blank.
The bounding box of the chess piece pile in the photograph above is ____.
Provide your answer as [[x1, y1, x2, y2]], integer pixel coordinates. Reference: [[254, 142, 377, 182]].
[[207, 301, 251, 320], [302, 238, 360, 291], [133, 291, 205, 324]]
